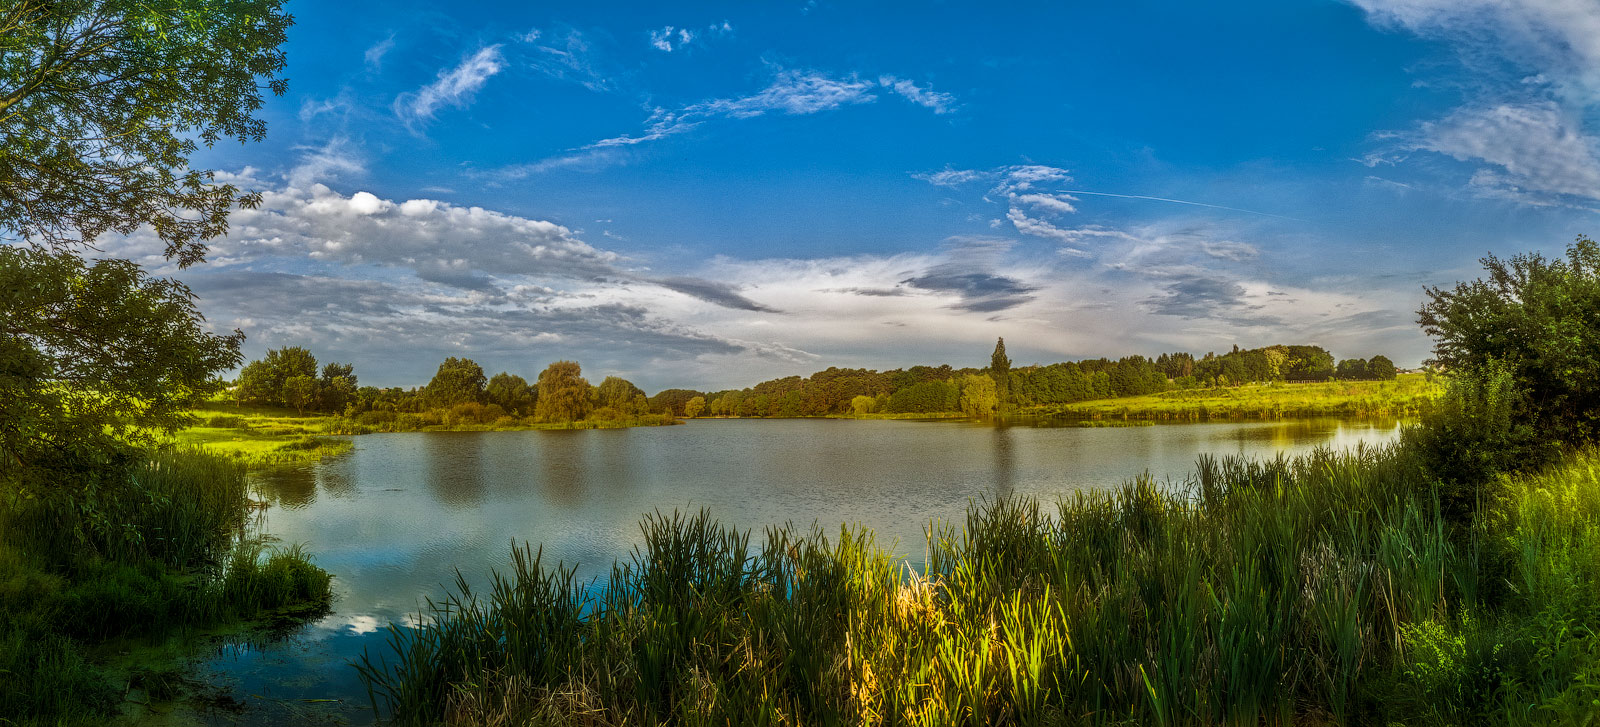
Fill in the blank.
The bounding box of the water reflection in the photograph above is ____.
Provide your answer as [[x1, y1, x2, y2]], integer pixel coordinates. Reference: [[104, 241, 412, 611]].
[[991, 423, 1016, 498], [425, 432, 486, 507], [253, 465, 317, 509], [537, 430, 594, 507]]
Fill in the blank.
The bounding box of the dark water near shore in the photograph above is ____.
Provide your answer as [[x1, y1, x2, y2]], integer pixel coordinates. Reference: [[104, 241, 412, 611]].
[[188, 417, 1405, 725]]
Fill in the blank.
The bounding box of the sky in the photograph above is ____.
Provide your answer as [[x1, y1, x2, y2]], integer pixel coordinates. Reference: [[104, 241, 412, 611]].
[[99, 0, 1600, 391]]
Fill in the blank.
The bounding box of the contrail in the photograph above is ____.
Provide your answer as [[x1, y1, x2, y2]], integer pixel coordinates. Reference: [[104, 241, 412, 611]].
[[1057, 189, 1305, 222]]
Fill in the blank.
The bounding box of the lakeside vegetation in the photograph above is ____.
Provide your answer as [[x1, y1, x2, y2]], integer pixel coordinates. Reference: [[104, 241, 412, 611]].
[[350, 238, 1600, 725], [0, 3, 335, 723], [355, 443, 1600, 726], [1031, 372, 1440, 421]]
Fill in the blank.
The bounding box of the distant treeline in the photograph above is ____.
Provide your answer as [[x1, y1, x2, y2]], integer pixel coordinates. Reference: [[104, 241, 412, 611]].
[[659, 342, 1398, 418], [230, 342, 1397, 422], [231, 348, 666, 428]]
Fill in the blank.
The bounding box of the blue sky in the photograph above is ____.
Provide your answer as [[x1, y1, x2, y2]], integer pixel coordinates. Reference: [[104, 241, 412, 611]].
[[108, 0, 1600, 390]]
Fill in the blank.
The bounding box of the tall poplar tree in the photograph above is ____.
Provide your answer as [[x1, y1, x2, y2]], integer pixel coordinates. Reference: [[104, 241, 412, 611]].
[[990, 337, 1012, 414]]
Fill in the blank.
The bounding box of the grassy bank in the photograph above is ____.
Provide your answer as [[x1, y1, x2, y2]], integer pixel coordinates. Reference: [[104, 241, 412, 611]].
[[175, 400, 678, 467], [354, 440, 1600, 725], [1030, 373, 1439, 421], [0, 450, 333, 725]]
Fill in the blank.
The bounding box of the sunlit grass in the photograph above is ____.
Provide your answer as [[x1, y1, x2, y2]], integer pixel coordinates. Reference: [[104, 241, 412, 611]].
[[1032, 373, 1441, 421]]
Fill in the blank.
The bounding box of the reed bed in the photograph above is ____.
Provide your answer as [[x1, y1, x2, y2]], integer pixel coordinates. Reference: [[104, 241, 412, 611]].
[[356, 440, 1600, 725], [0, 449, 333, 724]]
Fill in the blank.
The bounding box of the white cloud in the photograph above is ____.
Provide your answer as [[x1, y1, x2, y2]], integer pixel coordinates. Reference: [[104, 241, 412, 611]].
[[1012, 193, 1077, 215], [1351, 0, 1600, 202], [878, 75, 957, 114], [650, 20, 734, 52], [523, 26, 612, 92], [393, 45, 505, 129], [1351, 0, 1600, 98], [364, 35, 395, 70], [588, 68, 877, 149], [1415, 102, 1600, 200], [649, 26, 695, 52]]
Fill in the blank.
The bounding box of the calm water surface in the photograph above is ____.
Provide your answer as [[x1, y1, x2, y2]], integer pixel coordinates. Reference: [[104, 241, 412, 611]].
[[193, 417, 1404, 724]]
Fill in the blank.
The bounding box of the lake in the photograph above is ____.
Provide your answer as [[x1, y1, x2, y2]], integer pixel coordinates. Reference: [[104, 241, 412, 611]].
[[191, 417, 1405, 725]]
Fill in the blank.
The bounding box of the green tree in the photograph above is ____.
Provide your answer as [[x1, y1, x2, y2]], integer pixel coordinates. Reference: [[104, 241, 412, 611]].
[[282, 375, 317, 416], [319, 375, 355, 414], [321, 362, 356, 387], [960, 373, 999, 418], [535, 361, 591, 424], [849, 395, 874, 416], [684, 396, 706, 418], [1366, 355, 1397, 381], [485, 373, 536, 416], [1418, 236, 1600, 443], [1335, 358, 1368, 381], [990, 337, 1012, 413], [234, 347, 316, 407], [0, 248, 243, 496], [595, 376, 647, 415], [426, 358, 487, 407], [0, 0, 293, 267]]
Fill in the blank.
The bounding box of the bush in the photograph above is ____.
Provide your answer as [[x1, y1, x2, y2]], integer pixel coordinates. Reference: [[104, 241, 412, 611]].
[[1419, 236, 1600, 444], [203, 414, 247, 428], [1402, 362, 1554, 526]]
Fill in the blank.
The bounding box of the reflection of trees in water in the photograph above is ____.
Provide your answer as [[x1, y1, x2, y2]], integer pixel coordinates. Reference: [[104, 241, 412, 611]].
[[992, 422, 1016, 498], [537, 430, 592, 507], [425, 433, 486, 508], [253, 465, 318, 509], [591, 430, 637, 503]]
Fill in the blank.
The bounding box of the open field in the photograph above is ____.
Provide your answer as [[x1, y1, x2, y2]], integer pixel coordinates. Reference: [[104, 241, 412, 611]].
[[1029, 373, 1440, 421]]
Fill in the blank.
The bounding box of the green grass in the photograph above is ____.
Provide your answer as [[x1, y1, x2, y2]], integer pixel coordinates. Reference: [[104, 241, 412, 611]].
[[174, 400, 678, 466], [354, 438, 1600, 726], [1030, 373, 1441, 421], [0, 450, 333, 725]]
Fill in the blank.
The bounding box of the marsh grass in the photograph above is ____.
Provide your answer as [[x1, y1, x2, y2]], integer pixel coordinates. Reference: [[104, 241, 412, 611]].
[[356, 441, 1600, 726], [0, 449, 332, 724]]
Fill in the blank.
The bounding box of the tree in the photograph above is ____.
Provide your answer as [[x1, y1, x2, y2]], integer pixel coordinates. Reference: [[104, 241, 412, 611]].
[[1336, 358, 1368, 381], [849, 395, 874, 416], [282, 375, 317, 416], [321, 362, 356, 388], [649, 388, 704, 417], [684, 396, 706, 418], [1366, 355, 1397, 381], [426, 358, 487, 407], [0, 0, 293, 267], [595, 376, 647, 415], [1418, 236, 1600, 443], [0, 248, 243, 495], [535, 361, 591, 424], [960, 374, 999, 418], [319, 374, 355, 414], [990, 337, 1012, 412], [485, 373, 536, 416], [234, 347, 316, 406]]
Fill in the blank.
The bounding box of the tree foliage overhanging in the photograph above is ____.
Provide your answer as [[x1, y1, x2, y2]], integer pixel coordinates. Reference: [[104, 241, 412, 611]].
[[0, 0, 292, 266]]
